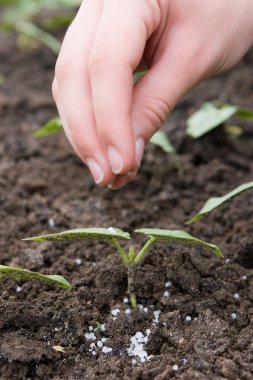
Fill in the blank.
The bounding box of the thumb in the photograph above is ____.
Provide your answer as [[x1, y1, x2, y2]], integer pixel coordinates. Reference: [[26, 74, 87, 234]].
[[131, 46, 205, 151]]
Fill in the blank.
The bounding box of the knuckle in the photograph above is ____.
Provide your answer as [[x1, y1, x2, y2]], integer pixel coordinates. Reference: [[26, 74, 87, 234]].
[[139, 95, 170, 129], [88, 54, 108, 74]]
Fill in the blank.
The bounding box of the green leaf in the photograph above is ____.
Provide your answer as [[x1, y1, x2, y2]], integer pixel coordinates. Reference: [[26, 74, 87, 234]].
[[187, 181, 253, 224], [186, 102, 238, 138], [0, 73, 5, 85], [135, 228, 223, 257], [15, 21, 61, 54], [150, 130, 176, 154], [133, 70, 147, 82], [34, 117, 63, 137], [224, 125, 243, 139], [24, 227, 131, 242], [236, 107, 253, 121], [0, 265, 71, 289]]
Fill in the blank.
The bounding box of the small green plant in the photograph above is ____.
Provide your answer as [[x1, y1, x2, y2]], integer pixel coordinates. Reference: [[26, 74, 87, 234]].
[[0, 0, 79, 53], [186, 100, 253, 138], [187, 180, 253, 224], [0, 265, 71, 289], [24, 227, 222, 309], [34, 117, 63, 137]]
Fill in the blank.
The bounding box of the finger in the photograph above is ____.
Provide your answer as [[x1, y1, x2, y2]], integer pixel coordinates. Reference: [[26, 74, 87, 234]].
[[53, 0, 115, 185], [88, 0, 159, 175]]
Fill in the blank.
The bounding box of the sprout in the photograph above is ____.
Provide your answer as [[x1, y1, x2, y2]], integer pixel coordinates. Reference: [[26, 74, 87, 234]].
[[25, 227, 222, 309]]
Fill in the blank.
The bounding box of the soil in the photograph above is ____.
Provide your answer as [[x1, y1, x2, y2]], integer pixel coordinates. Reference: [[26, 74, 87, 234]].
[[1, 32, 253, 380]]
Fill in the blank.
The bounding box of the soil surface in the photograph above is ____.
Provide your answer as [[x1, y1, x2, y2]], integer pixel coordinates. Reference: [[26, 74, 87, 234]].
[[1, 32, 253, 380]]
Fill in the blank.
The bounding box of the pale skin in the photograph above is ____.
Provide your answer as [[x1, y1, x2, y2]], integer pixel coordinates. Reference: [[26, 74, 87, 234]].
[[52, 0, 253, 189]]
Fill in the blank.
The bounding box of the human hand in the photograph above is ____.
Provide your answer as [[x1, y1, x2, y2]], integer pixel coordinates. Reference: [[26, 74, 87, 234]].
[[52, 0, 253, 189]]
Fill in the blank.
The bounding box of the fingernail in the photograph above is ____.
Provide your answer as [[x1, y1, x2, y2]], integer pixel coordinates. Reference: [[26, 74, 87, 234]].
[[86, 158, 104, 184], [107, 146, 123, 174], [135, 138, 145, 167]]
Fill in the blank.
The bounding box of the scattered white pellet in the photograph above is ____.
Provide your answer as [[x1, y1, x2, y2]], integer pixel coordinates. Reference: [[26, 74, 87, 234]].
[[185, 316, 192, 322], [234, 293, 240, 300], [143, 307, 148, 313], [92, 351, 96, 355], [88, 326, 93, 331], [108, 227, 116, 233], [16, 286, 22, 293], [165, 281, 172, 287], [75, 258, 82, 266], [242, 275, 247, 281], [153, 310, 161, 324], [85, 332, 96, 340], [101, 338, 107, 343], [100, 324, 106, 332], [138, 304, 144, 311], [179, 338, 184, 344], [135, 332, 144, 341], [231, 312, 237, 320], [127, 331, 149, 363], [182, 358, 187, 365], [123, 297, 129, 304], [146, 329, 151, 336], [125, 309, 131, 314], [92, 262, 96, 266], [111, 308, 120, 317], [102, 346, 113, 354], [48, 218, 55, 227], [163, 291, 170, 297], [132, 359, 137, 365], [172, 364, 179, 371], [97, 340, 103, 348], [225, 259, 230, 264]]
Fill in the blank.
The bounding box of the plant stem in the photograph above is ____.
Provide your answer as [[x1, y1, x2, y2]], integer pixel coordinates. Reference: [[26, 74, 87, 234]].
[[111, 239, 129, 266], [16, 21, 61, 54], [134, 237, 156, 265], [128, 264, 137, 310]]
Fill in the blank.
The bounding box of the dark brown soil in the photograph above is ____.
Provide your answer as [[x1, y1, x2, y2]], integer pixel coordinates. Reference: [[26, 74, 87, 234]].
[[1, 32, 253, 380]]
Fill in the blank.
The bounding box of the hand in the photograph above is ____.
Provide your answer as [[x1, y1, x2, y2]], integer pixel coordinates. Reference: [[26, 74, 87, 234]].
[[52, 0, 253, 189]]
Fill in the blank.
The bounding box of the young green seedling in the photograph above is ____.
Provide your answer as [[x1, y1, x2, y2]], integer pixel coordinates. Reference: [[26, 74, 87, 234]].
[[0, 265, 71, 289], [0, 0, 79, 53], [186, 100, 253, 138], [187, 180, 253, 224], [24, 227, 222, 309]]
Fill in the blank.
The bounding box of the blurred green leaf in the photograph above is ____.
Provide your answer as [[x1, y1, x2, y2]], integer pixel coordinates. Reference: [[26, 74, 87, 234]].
[[186, 102, 237, 138], [187, 101, 253, 138], [34, 117, 63, 137], [150, 130, 176, 154]]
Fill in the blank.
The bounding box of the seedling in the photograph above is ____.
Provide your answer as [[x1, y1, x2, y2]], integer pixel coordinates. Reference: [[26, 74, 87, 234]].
[[24, 227, 222, 309], [187, 180, 253, 224], [150, 130, 183, 174], [0, 265, 71, 289], [0, 0, 79, 53], [186, 100, 253, 138], [34, 117, 63, 137]]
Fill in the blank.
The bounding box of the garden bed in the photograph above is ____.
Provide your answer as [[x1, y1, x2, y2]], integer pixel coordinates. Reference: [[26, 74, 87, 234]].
[[0, 34, 253, 380]]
